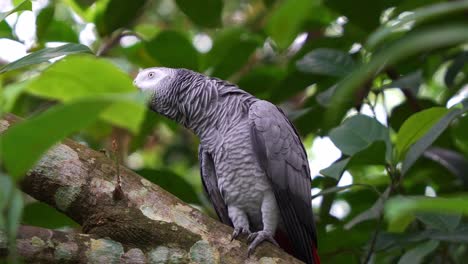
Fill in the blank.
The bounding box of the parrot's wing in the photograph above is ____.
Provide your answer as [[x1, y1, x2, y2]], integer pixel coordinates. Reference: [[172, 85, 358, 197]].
[[249, 100, 318, 263], [199, 146, 232, 226]]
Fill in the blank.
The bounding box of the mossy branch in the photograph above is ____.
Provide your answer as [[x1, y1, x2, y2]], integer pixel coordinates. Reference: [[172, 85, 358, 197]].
[[0, 113, 302, 264]]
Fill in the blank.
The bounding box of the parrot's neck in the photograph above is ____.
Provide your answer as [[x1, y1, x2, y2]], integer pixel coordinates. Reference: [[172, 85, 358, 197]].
[[176, 78, 256, 147]]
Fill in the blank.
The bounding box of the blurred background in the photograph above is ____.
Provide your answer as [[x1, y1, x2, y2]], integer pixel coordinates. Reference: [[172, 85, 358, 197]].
[[1, 0, 468, 263]]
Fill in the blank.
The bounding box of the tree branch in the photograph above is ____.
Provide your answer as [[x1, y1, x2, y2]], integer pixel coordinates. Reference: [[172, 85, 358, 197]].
[[0, 113, 301, 264]]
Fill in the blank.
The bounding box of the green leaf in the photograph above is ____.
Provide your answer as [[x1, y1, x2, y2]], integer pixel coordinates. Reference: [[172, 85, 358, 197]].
[[0, 43, 93, 74], [175, 0, 223, 28], [397, 240, 439, 264], [416, 212, 461, 232], [22, 202, 78, 228], [145, 31, 199, 70], [368, 1, 468, 49], [0, 0, 31, 22], [266, 0, 313, 49], [320, 158, 350, 180], [296, 48, 355, 77], [0, 99, 112, 178], [27, 55, 145, 133], [386, 195, 468, 233], [325, 24, 468, 128], [137, 169, 200, 204], [38, 20, 79, 44], [402, 104, 468, 175], [95, 0, 146, 36], [396, 107, 448, 159], [345, 187, 391, 229], [0, 20, 13, 39], [329, 114, 391, 161], [204, 27, 260, 78]]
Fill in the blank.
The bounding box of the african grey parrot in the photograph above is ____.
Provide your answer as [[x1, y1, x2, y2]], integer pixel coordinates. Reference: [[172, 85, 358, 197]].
[[133, 67, 320, 264]]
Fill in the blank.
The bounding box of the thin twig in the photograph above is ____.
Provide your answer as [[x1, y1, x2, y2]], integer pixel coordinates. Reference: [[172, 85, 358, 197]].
[[96, 30, 144, 57]]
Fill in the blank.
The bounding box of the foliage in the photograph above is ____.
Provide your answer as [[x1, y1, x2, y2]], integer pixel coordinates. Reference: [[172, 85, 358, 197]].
[[0, 0, 468, 263]]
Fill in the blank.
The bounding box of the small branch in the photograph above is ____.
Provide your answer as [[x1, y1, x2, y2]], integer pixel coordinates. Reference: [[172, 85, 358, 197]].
[[386, 68, 421, 112], [96, 30, 143, 57]]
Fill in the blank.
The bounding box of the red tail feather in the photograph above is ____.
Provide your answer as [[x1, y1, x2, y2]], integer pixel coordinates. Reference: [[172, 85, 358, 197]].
[[312, 246, 321, 264], [275, 230, 321, 264]]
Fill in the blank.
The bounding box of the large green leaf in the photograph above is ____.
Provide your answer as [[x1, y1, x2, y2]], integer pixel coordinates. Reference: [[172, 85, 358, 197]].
[[402, 103, 468, 175], [266, 0, 313, 49], [27, 55, 146, 133], [175, 0, 223, 28], [416, 212, 461, 232], [386, 195, 468, 233], [325, 24, 468, 128], [204, 27, 260, 79], [0, 0, 31, 22], [396, 107, 448, 159], [296, 48, 355, 77], [0, 99, 111, 178], [397, 240, 439, 264], [94, 0, 147, 36], [145, 31, 199, 70], [0, 43, 93, 74], [329, 114, 391, 161], [368, 1, 468, 49]]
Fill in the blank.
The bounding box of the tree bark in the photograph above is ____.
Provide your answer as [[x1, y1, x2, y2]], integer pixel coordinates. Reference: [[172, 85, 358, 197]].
[[0, 113, 302, 264]]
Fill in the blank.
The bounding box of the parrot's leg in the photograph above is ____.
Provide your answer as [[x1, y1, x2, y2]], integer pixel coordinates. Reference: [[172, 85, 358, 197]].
[[229, 206, 251, 241], [247, 191, 279, 256]]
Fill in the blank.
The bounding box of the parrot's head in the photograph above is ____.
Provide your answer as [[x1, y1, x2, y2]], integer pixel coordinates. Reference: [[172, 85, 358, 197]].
[[133, 67, 180, 118]]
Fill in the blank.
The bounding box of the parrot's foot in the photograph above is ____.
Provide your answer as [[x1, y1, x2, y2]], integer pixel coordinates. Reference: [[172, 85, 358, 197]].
[[247, 231, 279, 256], [231, 227, 251, 241]]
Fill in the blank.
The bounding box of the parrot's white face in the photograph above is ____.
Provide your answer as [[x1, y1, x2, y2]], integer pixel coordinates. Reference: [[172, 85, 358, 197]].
[[133, 67, 173, 91]]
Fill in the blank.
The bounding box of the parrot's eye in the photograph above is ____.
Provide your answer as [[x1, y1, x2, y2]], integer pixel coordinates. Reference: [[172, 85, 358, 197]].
[[148, 72, 155, 79]]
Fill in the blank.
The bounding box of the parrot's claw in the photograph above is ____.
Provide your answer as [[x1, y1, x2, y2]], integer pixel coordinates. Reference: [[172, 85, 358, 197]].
[[247, 231, 279, 257], [231, 227, 250, 241]]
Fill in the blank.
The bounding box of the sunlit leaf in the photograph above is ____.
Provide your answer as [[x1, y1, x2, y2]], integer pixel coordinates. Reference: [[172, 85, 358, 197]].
[[27, 55, 145, 133], [402, 104, 468, 175], [325, 24, 468, 129], [0, 43, 93, 74], [396, 107, 448, 159], [0, 94, 143, 178], [0, 0, 31, 22]]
